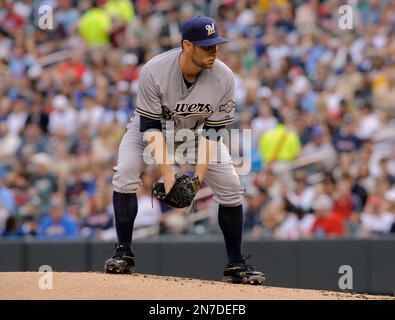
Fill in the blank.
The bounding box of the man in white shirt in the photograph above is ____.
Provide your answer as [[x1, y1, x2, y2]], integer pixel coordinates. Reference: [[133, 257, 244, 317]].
[[251, 86, 277, 146], [48, 95, 77, 137]]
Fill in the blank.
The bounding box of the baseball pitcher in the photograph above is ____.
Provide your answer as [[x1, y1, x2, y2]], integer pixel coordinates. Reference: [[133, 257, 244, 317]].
[[104, 16, 265, 285]]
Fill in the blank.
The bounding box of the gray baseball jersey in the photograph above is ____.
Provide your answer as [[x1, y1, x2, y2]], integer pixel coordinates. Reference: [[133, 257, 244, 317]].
[[135, 48, 236, 135], [112, 48, 244, 206]]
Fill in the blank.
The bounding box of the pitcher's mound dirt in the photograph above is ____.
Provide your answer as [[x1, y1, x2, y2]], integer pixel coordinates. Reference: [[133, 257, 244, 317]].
[[0, 272, 392, 300]]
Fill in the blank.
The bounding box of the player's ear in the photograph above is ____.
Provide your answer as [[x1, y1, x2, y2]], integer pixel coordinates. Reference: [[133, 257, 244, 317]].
[[182, 40, 193, 53]]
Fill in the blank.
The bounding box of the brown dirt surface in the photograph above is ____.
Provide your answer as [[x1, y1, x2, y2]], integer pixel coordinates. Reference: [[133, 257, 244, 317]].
[[0, 272, 393, 300]]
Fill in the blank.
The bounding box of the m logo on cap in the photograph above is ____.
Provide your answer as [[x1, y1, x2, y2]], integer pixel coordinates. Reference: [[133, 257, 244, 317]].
[[205, 22, 215, 36]]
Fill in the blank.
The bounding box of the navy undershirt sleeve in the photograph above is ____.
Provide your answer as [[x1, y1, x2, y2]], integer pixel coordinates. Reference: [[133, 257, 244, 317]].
[[139, 115, 162, 132], [202, 123, 225, 141]]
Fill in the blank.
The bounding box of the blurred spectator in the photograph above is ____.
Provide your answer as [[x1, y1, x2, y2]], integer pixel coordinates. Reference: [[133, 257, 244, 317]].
[[126, 13, 156, 64], [100, 94, 130, 127], [254, 168, 282, 201], [29, 153, 58, 215], [57, 49, 87, 83], [91, 124, 118, 164], [244, 185, 267, 232], [0, 122, 21, 159], [24, 102, 49, 134], [0, 176, 16, 215], [310, 195, 345, 237], [70, 126, 92, 156], [38, 194, 79, 239], [78, 1, 111, 46], [274, 200, 316, 240], [251, 86, 277, 146], [0, 32, 12, 61], [301, 126, 337, 171], [1, 216, 24, 237], [19, 215, 39, 237], [260, 200, 286, 237], [81, 192, 113, 238], [356, 103, 381, 140], [78, 95, 105, 132], [1, 0, 26, 37], [105, 0, 135, 24], [56, 0, 81, 37], [7, 100, 27, 135], [333, 114, 362, 153], [360, 196, 395, 236], [8, 45, 35, 78], [65, 165, 94, 211], [105, 0, 136, 47], [259, 116, 301, 165], [158, 6, 182, 52], [286, 171, 315, 213], [333, 177, 361, 221], [48, 95, 77, 137], [295, 0, 318, 34]]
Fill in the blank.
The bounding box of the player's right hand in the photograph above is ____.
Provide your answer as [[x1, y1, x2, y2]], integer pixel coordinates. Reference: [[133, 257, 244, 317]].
[[164, 171, 176, 194]]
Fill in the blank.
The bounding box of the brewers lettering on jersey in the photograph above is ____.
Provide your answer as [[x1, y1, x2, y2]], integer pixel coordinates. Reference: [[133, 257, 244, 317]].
[[135, 47, 235, 135]]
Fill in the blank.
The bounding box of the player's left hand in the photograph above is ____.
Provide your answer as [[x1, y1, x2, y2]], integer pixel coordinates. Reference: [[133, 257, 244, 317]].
[[153, 174, 200, 209]]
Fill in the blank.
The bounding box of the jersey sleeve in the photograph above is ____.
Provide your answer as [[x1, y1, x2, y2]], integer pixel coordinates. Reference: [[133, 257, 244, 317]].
[[135, 67, 162, 121], [204, 77, 235, 127]]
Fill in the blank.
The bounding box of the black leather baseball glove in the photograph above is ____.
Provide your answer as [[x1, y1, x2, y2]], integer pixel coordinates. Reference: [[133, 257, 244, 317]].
[[152, 175, 200, 208]]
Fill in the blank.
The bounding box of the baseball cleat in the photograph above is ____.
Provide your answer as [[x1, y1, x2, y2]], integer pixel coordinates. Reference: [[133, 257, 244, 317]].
[[222, 255, 266, 285], [104, 243, 135, 274]]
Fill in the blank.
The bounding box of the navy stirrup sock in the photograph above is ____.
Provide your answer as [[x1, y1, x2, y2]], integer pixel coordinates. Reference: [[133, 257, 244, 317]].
[[113, 191, 138, 251], [218, 204, 243, 264]]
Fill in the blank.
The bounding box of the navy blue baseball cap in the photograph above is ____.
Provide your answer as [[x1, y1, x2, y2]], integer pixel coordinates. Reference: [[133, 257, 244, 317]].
[[182, 16, 229, 46]]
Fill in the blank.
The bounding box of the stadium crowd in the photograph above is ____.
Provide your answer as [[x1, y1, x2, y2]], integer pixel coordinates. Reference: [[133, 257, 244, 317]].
[[1, 0, 395, 240]]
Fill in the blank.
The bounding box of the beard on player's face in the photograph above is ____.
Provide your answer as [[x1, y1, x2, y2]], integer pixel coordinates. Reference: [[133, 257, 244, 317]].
[[191, 46, 216, 69], [191, 54, 211, 69]]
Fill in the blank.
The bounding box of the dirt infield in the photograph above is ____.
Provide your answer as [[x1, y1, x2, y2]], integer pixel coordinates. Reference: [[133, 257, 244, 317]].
[[0, 272, 393, 300]]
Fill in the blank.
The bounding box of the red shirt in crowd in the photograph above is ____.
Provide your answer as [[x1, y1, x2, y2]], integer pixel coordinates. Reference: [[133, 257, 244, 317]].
[[333, 196, 353, 221], [1, 12, 25, 35], [311, 212, 345, 236], [57, 61, 86, 82], [118, 66, 139, 82]]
